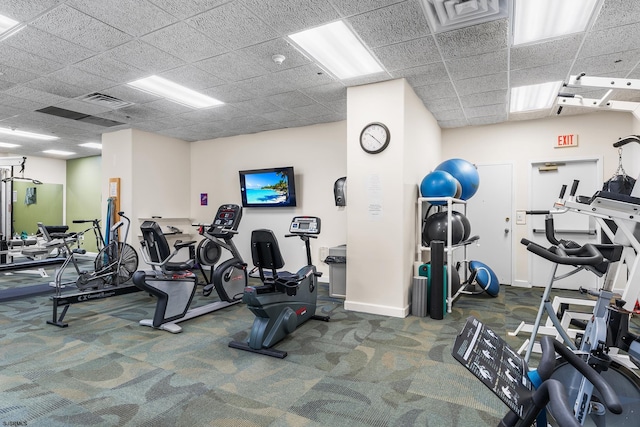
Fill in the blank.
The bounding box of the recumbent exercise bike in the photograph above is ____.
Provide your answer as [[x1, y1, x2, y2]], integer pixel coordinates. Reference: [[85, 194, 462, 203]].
[[229, 216, 330, 358], [133, 204, 247, 333]]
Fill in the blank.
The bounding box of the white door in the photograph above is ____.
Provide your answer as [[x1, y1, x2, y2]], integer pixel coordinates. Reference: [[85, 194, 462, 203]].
[[463, 163, 513, 285], [529, 158, 601, 290]]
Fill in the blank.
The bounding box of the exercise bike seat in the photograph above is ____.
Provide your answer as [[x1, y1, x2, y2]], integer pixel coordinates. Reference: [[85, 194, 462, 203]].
[[140, 221, 195, 272], [250, 229, 301, 294]]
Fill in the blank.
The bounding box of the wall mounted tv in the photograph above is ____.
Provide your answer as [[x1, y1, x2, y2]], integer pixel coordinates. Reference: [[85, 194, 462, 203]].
[[239, 166, 297, 208]]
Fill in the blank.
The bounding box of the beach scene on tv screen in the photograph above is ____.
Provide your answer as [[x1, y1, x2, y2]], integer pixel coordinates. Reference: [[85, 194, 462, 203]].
[[245, 171, 290, 204]]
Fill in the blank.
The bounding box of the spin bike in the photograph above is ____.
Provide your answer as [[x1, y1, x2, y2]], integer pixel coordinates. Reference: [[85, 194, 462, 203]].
[[520, 218, 640, 425], [453, 316, 622, 427], [133, 204, 247, 333], [229, 216, 330, 358]]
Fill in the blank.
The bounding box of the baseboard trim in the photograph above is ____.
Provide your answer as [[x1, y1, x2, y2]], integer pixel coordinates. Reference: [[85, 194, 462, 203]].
[[344, 300, 409, 318], [512, 279, 531, 288]]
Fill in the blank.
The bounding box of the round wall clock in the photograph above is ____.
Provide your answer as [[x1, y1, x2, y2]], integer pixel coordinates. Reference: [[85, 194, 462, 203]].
[[360, 122, 390, 154]]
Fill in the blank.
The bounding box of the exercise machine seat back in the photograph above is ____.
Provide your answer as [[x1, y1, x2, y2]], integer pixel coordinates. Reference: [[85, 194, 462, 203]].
[[134, 221, 198, 329], [250, 229, 297, 288], [139, 221, 194, 272]]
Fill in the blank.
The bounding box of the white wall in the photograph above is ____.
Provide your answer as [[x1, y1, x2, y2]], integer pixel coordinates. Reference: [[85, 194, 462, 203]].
[[190, 121, 347, 276], [102, 129, 191, 250], [442, 111, 636, 284]]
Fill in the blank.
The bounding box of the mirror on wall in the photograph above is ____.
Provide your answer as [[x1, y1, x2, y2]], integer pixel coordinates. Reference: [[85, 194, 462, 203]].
[[12, 181, 63, 236]]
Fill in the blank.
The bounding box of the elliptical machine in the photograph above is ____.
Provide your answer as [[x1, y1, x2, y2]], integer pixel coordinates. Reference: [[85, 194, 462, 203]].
[[229, 216, 330, 358], [133, 204, 247, 333]]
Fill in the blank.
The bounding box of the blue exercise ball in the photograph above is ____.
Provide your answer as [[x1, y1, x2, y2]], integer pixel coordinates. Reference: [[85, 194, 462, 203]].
[[469, 260, 499, 297], [435, 158, 479, 200], [420, 170, 459, 205]]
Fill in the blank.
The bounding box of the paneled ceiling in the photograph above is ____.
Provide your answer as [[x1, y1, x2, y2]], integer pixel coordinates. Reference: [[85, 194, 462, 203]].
[[0, 0, 639, 159]]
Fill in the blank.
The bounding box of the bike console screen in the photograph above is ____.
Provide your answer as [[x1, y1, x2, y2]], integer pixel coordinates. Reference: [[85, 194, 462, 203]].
[[289, 216, 320, 235], [212, 204, 242, 231]]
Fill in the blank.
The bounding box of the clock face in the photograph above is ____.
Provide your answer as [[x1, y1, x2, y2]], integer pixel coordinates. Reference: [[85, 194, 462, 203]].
[[360, 122, 390, 154]]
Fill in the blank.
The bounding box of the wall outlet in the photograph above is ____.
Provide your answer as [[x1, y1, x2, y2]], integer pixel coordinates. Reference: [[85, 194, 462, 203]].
[[319, 246, 329, 262], [516, 210, 526, 225]]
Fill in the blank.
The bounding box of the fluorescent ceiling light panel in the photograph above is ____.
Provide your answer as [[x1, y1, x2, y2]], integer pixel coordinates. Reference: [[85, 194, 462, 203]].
[[0, 127, 58, 140], [0, 14, 19, 34], [128, 75, 223, 108], [513, 0, 601, 45], [510, 81, 562, 113], [0, 142, 20, 148], [288, 21, 383, 79], [79, 142, 102, 149], [43, 150, 75, 156]]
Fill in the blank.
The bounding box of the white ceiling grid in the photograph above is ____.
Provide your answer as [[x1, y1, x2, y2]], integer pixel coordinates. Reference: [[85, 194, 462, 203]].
[[0, 0, 637, 158]]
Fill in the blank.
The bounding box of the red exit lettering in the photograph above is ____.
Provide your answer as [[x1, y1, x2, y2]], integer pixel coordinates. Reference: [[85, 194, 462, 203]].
[[556, 134, 578, 148]]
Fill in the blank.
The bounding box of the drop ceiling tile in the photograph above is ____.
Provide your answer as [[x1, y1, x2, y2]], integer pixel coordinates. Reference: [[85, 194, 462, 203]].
[[107, 40, 184, 73], [446, 50, 507, 80], [468, 113, 508, 126], [292, 102, 334, 118], [141, 22, 227, 63], [0, 94, 50, 111], [414, 81, 458, 100], [423, 96, 460, 113], [432, 108, 465, 121], [572, 50, 640, 77], [202, 83, 259, 104], [240, 0, 340, 35], [511, 35, 583, 71], [24, 77, 87, 98], [435, 19, 508, 60], [373, 37, 441, 71], [0, 104, 26, 119], [239, 39, 312, 72], [268, 91, 316, 109], [438, 118, 469, 128], [0, 63, 40, 84], [391, 62, 450, 86], [301, 83, 347, 103], [3, 86, 69, 107], [234, 99, 279, 115], [510, 61, 572, 87], [509, 110, 553, 122], [31, 4, 132, 51], [3, 27, 94, 64], [330, 0, 405, 17], [67, 0, 178, 37], [158, 65, 224, 90], [460, 90, 507, 109], [0, 45, 64, 75], [591, 0, 640, 31], [347, 1, 430, 48], [195, 51, 270, 82], [98, 104, 169, 123], [0, 0, 61, 21], [146, 0, 229, 20], [322, 99, 347, 115], [74, 55, 146, 83], [260, 109, 301, 123], [579, 23, 640, 58], [0, 81, 16, 91], [48, 67, 118, 93], [464, 103, 506, 118], [454, 72, 508, 96], [178, 105, 246, 123], [186, 3, 278, 50]]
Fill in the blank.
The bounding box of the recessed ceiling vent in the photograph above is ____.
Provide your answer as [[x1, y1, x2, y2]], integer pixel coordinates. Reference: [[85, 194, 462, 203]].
[[77, 92, 134, 109], [421, 0, 508, 33]]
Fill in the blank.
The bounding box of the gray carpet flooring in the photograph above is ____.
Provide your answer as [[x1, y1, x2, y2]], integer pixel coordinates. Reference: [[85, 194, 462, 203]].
[[0, 255, 638, 426]]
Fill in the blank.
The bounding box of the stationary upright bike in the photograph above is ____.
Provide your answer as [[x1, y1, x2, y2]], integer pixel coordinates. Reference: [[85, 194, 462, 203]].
[[229, 216, 330, 358], [133, 204, 247, 333]]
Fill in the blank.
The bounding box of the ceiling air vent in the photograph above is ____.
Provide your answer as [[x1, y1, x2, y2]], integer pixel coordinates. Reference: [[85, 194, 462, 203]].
[[421, 0, 508, 33], [77, 92, 134, 109]]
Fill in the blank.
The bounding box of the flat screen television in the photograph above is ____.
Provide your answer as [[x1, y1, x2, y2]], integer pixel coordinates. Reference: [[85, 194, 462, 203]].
[[239, 166, 297, 207]]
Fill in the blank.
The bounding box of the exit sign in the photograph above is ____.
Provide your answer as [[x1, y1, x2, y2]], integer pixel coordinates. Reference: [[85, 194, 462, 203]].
[[556, 134, 578, 148]]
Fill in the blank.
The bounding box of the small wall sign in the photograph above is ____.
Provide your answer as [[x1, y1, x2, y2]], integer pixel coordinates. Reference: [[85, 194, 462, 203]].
[[200, 193, 208, 206], [556, 134, 578, 148]]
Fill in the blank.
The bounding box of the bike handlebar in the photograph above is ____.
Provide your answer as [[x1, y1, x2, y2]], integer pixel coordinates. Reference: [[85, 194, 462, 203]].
[[520, 238, 603, 266]]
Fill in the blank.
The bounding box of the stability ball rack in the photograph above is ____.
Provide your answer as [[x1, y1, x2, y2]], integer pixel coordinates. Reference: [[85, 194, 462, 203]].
[[416, 196, 473, 313]]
